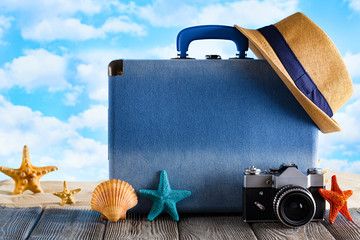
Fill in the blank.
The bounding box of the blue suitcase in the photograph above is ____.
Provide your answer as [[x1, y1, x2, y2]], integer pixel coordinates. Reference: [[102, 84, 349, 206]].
[[108, 26, 319, 213]]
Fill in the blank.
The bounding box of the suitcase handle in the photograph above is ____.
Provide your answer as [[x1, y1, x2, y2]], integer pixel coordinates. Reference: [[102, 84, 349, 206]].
[[176, 25, 248, 58]]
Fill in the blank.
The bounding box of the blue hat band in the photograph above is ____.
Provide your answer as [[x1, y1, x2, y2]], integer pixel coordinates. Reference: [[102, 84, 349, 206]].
[[258, 25, 333, 118]]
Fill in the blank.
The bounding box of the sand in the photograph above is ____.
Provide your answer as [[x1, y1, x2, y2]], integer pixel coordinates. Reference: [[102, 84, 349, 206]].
[[0, 180, 102, 208]]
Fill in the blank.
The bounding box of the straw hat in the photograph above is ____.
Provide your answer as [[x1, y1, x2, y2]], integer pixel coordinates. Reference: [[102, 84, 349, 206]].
[[235, 12, 353, 133]]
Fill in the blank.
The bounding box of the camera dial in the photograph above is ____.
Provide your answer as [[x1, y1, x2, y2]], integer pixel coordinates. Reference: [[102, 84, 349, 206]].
[[245, 166, 261, 175], [307, 168, 323, 175], [273, 185, 316, 227]]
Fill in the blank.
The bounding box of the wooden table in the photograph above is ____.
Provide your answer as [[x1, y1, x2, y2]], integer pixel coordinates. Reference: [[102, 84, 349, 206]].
[[1, 206, 359, 239]]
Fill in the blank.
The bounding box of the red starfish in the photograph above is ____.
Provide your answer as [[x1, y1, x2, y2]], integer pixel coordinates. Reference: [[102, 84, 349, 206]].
[[318, 175, 353, 224]]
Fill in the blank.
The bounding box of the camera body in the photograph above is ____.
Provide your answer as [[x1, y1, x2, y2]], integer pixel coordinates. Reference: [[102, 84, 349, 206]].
[[243, 163, 325, 227]]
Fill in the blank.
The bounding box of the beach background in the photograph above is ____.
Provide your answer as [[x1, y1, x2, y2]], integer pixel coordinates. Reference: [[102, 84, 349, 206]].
[[0, 0, 359, 181]]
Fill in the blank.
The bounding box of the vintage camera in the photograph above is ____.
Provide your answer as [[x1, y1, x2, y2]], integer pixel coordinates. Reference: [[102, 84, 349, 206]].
[[243, 163, 325, 227]]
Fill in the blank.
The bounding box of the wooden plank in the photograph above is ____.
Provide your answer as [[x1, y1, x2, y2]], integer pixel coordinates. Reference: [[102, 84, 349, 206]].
[[104, 213, 179, 240], [251, 221, 336, 240], [28, 206, 106, 240], [0, 207, 42, 240], [178, 214, 256, 240], [322, 209, 360, 240]]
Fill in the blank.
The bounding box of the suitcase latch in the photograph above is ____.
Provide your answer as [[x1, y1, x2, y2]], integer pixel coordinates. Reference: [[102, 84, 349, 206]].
[[206, 55, 222, 60]]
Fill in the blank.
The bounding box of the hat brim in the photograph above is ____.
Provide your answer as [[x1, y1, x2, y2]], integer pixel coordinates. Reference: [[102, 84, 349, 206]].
[[235, 25, 341, 133]]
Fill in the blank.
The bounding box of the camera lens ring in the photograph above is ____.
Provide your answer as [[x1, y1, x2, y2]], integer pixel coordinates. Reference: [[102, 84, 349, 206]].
[[273, 185, 316, 227]]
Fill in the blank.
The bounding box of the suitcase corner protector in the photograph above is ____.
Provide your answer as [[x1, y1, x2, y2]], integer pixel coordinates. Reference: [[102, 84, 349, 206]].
[[108, 59, 124, 76]]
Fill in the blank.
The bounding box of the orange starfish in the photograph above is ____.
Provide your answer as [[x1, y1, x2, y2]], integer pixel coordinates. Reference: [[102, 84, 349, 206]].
[[53, 181, 81, 206], [0, 145, 58, 194], [318, 175, 353, 224]]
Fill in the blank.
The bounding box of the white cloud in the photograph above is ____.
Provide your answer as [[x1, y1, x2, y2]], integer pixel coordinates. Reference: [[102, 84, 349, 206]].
[[37, 156, 57, 166], [135, 0, 298, 27], [318, 142, 346, 158], [63, 86, 84, 106], [69, 104, 107, 130], [1, 0, 145, 42], [10, 0, 295, 43], [62, 137, 107, 168], [22, 16, 146, 42], [319, 158, 350, 172], [75, 49, 124, 102], [353, 84, 360, 100], [22, 18, 105, 41], [344, 52, 360, 79], [320, 158, 360, 173], [137, 0, 198, 27], [319, 99, 360, 145], [0, 0, 101, 20], [110, 1, 138, 13], [76, 61, 108, 101], [0, 16, 12, 29], [347, 0, 360, 12], [0, 15, 13, 40], [0, 49, 69, 92], [0, 68, 10, 89], [0, 95, 108, 181], [193, 0, 298, 26], [102, 16, 146, 36], [144, 44, 177, 59], [0, 95, 76, 156], [319, 98, 360, 160]]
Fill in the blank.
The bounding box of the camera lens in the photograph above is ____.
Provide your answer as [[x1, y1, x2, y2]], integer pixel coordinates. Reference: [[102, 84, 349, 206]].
[[273, 185, 316, 227]]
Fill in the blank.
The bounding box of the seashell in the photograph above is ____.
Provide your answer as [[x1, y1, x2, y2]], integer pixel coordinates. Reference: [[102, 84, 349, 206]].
[[91, 179, 138, 222]]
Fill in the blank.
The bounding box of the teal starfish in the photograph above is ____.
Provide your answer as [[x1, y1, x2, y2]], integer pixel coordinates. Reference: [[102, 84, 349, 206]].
[[139, 170, 191, 221]]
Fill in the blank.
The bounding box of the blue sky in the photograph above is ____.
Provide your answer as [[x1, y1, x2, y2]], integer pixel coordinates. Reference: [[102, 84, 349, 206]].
[[0, 0, 359, 181]]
